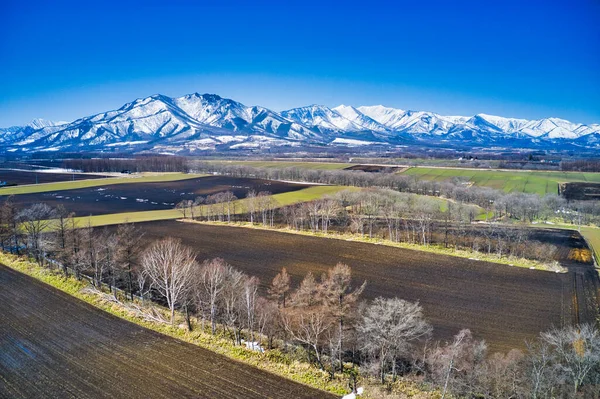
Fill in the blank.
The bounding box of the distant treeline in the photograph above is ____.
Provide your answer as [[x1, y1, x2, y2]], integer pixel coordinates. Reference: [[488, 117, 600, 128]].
[[62, 156, 189, 173], [561, 160, 600, 172]]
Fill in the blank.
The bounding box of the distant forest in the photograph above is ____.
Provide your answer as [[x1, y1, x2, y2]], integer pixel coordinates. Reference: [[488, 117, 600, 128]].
[[62, 156, 189, 173]]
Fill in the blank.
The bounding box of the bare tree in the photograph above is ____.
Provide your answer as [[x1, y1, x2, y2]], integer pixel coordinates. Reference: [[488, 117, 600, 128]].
[[197, 258, 228, 334], [18, 203, 56, 265], [222, 191, 237, 222], [193, 196, 205, 219], [221, 266, 246, 344], [0, 197, 19, 253], [427, 329, 487, 399], [321, 263, 366, 372], [256, 297, 280, 349], [52, 205, 76, 276], [116, 222, 143, 300], [282, 304, 333, 370], [141, 238, 197, 326], [99, 229, 119, 298], [243, 276, 260, 343], [290, 271, 320, 307], [319, 199, 341, 234], [268, 267, 291, 308], [246, 190, 257, 223], [540, 323, 600, 396], [176, 200, 192, 219], [359, 297, 431, 383]]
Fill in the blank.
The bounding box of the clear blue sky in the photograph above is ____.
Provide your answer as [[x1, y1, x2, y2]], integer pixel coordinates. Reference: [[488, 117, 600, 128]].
[[1, 0, 599, 126]]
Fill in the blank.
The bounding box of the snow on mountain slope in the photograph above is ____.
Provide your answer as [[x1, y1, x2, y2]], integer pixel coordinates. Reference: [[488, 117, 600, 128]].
[[0, 119, 69, 145], [357, 105, 408, 129], [172, 93, 318, 140], [468, 114, 530, 133], [281, 105, 368, 133], [332, 105, 388, 132], [0, 93, 599, 153], [28, 118, 68, 129]]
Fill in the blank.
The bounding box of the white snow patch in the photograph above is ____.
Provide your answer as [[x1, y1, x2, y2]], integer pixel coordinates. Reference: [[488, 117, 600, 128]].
[[331, 138, 376, 146]]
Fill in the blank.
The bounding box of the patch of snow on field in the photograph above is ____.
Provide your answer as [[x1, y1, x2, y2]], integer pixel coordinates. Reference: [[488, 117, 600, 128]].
[[282, 180, 327, 185], [331, 138, 376, 146], [214, 135, 247, 143], [230, 142, 260, 149], [35, 168, 81, 174]]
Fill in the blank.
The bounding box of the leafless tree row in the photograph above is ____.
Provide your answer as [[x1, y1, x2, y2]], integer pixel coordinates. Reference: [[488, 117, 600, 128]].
[[176, 190, 277, 226], [62, 155, 189, 173], [195, 162, 600, 225], [0, 199, 144, 299], [176, 187, 559, 264]]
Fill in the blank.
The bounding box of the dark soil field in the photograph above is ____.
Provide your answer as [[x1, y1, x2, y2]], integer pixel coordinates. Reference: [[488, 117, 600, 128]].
[[1, 176, 309, 216], [0, 265, 334, 399], [344, 164, 401, 173], [561, 182, 600, 201], [131, 221, 599, 354], [0, 169, 107, 186]]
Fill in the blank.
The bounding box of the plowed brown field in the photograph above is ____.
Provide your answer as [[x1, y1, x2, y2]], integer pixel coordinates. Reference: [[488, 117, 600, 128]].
[[0, 169, 108, 186], [0, 265, 335, 399]]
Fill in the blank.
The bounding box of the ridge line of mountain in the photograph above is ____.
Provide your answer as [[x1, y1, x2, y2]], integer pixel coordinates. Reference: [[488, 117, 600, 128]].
[[1, 92, 598, 153]]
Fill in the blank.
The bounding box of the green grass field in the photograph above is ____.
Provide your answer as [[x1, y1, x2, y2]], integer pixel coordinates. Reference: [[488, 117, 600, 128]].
[[580, 227, 600, 266], [73, 185, 356, 227], [207, 160, 355, 170], [0, 173, 207, 196], [402, 167, 600, 195]]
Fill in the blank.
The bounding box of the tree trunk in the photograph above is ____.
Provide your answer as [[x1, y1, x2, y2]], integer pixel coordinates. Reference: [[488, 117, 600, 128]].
[[184, 304, 193, 331]]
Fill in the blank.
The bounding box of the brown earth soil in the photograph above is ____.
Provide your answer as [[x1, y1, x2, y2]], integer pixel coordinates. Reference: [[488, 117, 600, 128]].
[[344, 164, 401, 173], [0, 176, 310, 216], [0, 169, 108, 186], [0, 265, 335, 399], [561, 182, 600, 201], [131, 221, 596, 354]]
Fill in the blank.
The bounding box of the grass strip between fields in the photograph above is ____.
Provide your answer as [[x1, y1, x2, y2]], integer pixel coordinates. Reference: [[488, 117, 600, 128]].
[[0, 172, 208, 196], [181, 220, 565, 273], [580, 227, 600, 268], [0, 251, 350, 396], [73, 185, 357, 227]]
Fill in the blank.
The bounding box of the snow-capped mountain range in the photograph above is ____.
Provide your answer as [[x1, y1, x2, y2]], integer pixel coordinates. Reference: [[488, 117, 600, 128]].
[[1, 93, 599, 154]]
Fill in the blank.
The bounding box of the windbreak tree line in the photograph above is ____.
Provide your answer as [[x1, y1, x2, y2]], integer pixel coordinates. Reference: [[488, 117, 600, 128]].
[[177, 188, 561, 265], [62, 156, 189, 173], [197, 162, 600, 225]]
